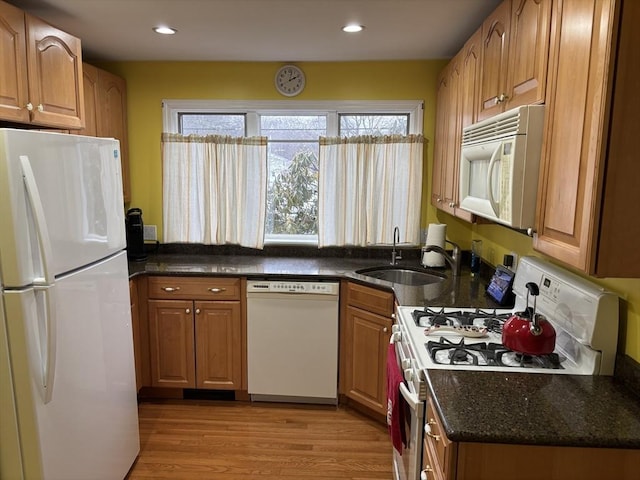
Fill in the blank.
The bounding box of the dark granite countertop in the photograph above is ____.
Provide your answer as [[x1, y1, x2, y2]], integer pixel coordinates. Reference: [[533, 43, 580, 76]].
[[128, 253, 503, 308], [426, 369, 640, 449], [128, 250, 640, 450]]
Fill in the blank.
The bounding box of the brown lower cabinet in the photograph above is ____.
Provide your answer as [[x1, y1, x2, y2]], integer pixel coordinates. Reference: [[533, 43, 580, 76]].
[[340, 281, 394, 417], [422, 396, 640, 480], [146, 276, 243, 390]]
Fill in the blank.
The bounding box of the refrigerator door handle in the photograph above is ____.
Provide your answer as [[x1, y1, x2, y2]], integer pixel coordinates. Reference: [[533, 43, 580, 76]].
[[34, 284, 57, 404], [21, 155, 57, 403], [20, 155, 55, 286]]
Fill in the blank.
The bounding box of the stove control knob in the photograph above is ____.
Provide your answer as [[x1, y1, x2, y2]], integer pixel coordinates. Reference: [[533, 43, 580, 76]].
[[401, 358, 411, 370], [392, 324, 401, 334], [403, 369, 413, 382]]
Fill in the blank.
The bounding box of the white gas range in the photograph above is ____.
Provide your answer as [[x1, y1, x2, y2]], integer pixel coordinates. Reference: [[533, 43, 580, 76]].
[[390, 256, 620, 480], [396, 256, 619, 376]]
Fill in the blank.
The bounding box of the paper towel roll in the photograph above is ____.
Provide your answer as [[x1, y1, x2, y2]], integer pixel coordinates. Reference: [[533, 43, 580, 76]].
[[423, 223, 447, 267]]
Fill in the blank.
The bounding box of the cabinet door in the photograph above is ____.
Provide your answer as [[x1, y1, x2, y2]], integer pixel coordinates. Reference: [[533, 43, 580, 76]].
[[504, 0, 552, 110], [432, 54, 474, 222], [97, 70, 130, 202], [195, 301, 242, 390], [432, 61, 459, 217], [478, 0, 511, 121], [442, 57, 461, 214], [80, 63, 99, 136], [343, 305, 392, 415], [0, 1, 29, 123], [25, 13, 84, 129], [431, 68, 449, 209], [148, 299, 195, 388], [534, 0, 614, 272], [460, 29, 482, 130]]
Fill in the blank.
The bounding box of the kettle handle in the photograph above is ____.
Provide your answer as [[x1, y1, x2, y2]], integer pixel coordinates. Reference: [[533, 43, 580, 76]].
[[525, 282, 543, 333], [525, 282, 539, 296]]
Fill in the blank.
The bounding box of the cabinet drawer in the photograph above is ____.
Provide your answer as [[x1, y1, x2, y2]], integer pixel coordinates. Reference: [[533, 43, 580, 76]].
[[346, 282, 394, 317], [148, 276, 241, 301], [425, 397, 456, 478], [423, 436, 446, 480]]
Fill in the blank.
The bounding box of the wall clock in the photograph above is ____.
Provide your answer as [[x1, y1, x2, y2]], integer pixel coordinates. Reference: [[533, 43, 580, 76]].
[[275, 64, 306, 97]]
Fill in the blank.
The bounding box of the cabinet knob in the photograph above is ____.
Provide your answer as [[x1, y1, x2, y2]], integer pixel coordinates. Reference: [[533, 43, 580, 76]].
[[421, 466, 434, 480], [37, 104, 44, 112], [425, 421, 441, 442], [383, 327, 388, 333], [195, 308, 201, 314], [26, 103, 33, 111], [498, 93, 509, 103], [185, 308, 191, 314], [161, 286, 181, 292], [208, 287, 226, 293]]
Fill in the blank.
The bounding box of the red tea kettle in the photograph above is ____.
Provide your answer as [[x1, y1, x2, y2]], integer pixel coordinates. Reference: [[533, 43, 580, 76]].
[[502, 282, 556, 355]]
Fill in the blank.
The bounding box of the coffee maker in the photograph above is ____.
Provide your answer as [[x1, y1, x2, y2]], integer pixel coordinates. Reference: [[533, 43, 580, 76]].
[[125, 208, 147, 261]]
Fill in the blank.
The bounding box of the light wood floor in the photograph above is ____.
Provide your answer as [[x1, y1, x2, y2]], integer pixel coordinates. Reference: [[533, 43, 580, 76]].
[[126, 399, 393, 479]]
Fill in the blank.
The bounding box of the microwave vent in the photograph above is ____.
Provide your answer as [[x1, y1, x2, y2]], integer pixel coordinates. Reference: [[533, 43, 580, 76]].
[[462, 105, 544, 145]]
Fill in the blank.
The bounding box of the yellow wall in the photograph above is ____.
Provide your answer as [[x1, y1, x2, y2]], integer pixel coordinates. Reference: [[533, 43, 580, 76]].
[[101, 60, 639, 363], [99, 60, 447, 234]]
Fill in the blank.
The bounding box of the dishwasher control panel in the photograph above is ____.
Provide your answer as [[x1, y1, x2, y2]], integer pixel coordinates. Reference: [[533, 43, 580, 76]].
[[247, 280, 339, 295]]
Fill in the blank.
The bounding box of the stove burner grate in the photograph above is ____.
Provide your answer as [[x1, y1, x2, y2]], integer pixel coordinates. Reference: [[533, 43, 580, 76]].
[[412, 307, 511, 332], [412, 307, 463, 327], [427, 337, 488, 366], [425, 338, 564, 370], [486, 343, 563, 369]]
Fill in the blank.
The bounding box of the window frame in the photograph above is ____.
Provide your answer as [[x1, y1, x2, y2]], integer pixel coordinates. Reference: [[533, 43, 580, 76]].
[[162, 100, 424, 246]]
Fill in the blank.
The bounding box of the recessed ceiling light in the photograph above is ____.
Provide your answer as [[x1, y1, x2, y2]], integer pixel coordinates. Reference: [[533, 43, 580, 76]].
[[342, 24, 364, 33], [153, 26, 177, 35]]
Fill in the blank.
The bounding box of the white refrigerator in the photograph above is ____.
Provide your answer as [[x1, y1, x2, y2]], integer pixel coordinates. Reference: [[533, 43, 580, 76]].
[[0, 129, 140, 479]]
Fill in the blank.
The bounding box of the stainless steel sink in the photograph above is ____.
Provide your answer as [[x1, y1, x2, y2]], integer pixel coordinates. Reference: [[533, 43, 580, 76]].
[[355, 265, 446, 286]]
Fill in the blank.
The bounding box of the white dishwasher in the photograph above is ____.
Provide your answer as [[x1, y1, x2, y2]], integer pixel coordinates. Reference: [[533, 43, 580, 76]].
[[246, 280, 339, 404]]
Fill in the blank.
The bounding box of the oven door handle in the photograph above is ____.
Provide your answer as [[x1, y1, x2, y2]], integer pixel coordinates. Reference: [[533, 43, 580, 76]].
[[399, 382, 423, 412]]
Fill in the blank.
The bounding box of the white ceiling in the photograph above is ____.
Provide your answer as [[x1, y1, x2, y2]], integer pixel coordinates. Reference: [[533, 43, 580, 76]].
[[8, 0, 501, 62]]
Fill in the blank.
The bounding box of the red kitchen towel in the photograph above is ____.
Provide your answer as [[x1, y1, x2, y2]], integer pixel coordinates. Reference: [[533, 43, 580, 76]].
[[386, 342, 406, 454]]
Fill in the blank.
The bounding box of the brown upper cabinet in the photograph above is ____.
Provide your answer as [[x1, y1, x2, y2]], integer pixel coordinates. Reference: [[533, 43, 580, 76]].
[[433, 0, 551, 220], [535, 0, 640, 277], [0, 0, 85, 129], [431, 44, 474, 222], [80, 63, 131, 202], [477, 0, 552, 121]]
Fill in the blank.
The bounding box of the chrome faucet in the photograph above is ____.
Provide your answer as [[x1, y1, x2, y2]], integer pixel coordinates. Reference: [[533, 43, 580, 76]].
[[391, 226, 402, 265], [422, 240, 461, 276]]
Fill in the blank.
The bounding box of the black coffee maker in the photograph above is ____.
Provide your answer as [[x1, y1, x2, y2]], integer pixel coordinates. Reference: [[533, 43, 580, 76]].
[[125, 208, 147, 261]]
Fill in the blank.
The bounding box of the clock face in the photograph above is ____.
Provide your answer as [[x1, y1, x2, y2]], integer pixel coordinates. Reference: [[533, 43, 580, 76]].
[[275, 65, 305, 97]]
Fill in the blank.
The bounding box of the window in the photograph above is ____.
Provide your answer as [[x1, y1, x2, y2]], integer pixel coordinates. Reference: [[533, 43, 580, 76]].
[[179, 113, 245, 136], [163, 100, 423, 245], [261, 115, 326, 241], [339, 114, 409, 136]]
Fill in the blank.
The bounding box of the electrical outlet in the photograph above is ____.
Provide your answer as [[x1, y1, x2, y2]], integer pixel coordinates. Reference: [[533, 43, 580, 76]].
[[510, 252, 519, 271], [143, 225, 157, 241]]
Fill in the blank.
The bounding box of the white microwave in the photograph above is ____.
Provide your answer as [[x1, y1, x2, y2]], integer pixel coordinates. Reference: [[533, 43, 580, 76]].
[[458, 105, 545, 230]]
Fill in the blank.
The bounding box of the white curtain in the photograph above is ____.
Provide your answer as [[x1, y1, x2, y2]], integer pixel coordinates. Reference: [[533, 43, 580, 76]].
[[318, 134, 424, 247], [162, 133, 268, 249]]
